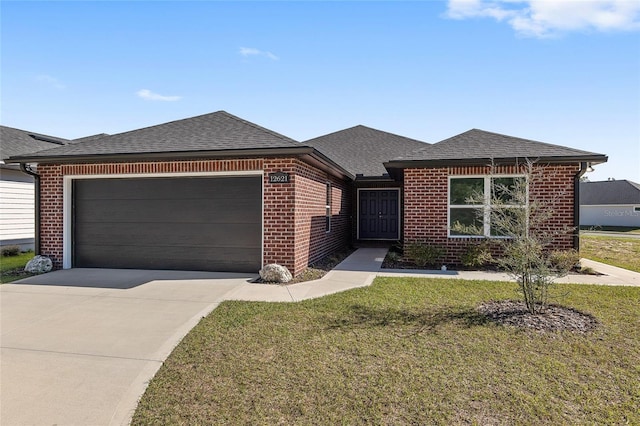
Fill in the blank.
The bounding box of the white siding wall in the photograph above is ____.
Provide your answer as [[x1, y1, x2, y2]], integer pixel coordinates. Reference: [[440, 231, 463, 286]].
[[0, 180, 35, 243], [580, 205, 640, 227]]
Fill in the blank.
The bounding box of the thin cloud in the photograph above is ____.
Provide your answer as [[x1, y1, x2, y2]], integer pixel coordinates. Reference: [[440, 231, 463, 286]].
[[35, 74, 65, 89], [239, 47, 279, 60], [136, 89, 182, 102], [446, 0, 640, 37]]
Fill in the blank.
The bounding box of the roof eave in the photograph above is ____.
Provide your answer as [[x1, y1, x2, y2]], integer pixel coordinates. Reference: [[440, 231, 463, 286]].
[[6, 146, 355, 180], [384, 154, 608, 170], [304, 150, 355, 180], [7, 146, 317, 165]]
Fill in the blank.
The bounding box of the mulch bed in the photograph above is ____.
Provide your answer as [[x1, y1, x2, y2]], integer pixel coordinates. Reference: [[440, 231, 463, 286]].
[[478, 300, 600, 333], [256, 247, 356, 285]]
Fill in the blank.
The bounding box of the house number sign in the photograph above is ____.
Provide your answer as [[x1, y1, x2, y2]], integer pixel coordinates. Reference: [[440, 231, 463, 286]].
[[269, 172, 290, 184]]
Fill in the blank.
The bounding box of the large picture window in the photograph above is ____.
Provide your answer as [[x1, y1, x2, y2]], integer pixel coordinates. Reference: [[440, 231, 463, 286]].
[[449, 176, 526, 237]]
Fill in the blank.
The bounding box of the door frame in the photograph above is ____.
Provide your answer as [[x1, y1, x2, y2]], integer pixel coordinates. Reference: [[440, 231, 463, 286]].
[[356, 187, 401, 240], [62, 170, 264, 269]]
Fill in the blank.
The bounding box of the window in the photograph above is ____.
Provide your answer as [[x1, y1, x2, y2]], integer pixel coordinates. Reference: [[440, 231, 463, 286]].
[[449, 176, 526, 237], [635, 206, 640, 213], [325, 182, 332, 233]]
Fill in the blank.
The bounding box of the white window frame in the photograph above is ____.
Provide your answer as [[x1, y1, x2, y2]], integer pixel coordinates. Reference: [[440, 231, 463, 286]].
[[448, 175, 528, 238], [325, 182, 332, 233]]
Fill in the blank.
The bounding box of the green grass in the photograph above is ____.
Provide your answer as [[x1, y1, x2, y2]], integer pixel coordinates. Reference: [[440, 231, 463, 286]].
[[0, 252, 35, 283], [132, 278, 640, 425], [581, 235, 640, 273], [580, 225, 640, 234]]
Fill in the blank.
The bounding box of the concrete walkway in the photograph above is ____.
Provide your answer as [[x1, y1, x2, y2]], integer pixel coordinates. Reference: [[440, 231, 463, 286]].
[[2, 248, 638, 426], [379, 257, 640, 287]]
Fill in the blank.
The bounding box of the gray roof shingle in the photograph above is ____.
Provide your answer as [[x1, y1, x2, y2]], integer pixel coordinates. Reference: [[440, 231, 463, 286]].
[[392, 129, 606, 164], [580, 180, 640, 205], [1, 126, 68, 162], [8, 111, 301, 161], [304, 125, 429, 177]]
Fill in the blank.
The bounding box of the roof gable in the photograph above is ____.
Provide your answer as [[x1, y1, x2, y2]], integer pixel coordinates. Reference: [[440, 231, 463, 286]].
[[580, 180, 640, 205], [9, 111, 301, 161], [305, 125, 429, 177]]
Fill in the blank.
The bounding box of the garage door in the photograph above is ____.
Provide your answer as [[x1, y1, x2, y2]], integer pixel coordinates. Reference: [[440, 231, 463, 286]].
[[72, 176, 262, 272]]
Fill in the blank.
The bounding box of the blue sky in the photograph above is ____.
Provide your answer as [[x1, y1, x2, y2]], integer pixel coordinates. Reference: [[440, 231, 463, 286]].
[[2, 1, 639, 182]]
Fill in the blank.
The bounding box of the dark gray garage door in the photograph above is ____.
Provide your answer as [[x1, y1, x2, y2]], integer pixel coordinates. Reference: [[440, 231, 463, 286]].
[[73, 176, 262, 272]]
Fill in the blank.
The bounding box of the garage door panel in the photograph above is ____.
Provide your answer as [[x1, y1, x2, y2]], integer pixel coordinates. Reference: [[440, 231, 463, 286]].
[[75, 245, 261, 272], [75, 198, 260, 224], [74, 223, 261, 248], [73, 176, 262, 272], [74, 176, 261, 201]]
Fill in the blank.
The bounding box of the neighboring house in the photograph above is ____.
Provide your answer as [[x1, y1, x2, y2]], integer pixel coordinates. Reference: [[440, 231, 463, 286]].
[[580, 180, 640, 227], [0, 126, 69, 250], [7, 111, 607, 274]]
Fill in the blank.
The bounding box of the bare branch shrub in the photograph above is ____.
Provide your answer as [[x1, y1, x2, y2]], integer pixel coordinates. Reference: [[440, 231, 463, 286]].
[[452, 160, 576, 314]]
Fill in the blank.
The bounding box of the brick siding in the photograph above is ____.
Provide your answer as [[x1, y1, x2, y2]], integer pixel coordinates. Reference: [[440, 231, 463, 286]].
[[403, 164, 580, 265], [38, 158, 350, 276], [292, 160, 351, 274]]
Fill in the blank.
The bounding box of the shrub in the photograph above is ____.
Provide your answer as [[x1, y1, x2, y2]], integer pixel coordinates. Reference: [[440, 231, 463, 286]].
[[549, 249, 580, 274], [385, 251, 402, 263], [461, 242, 493, 268], [1, 245, 21, 257], [405, 242, 445, 268]]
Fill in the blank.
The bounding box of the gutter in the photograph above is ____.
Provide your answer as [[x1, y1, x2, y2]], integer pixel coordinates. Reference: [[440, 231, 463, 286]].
[[573, 162, 588, 251], [384, 154, 608, 170], [6, 146, 317, 165], [8, 146, 356, 181], [20, 163, 40, 255]]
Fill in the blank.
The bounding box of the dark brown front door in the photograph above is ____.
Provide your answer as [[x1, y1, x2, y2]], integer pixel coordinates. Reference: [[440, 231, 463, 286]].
[[72, 175, 261, 272], [358, 189, 399, 239]]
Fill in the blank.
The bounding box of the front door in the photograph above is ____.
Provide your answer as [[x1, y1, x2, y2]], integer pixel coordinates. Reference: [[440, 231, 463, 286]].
[[358, 189, 400, 239]]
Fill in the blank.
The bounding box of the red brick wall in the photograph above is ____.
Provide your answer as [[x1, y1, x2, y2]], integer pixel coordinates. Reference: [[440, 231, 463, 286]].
[[292, 160, 351, 275], [39, 164, 64, 268], [263, 159, 296, 272], [37, 158, 350, 276], [403, 164, 579, 265]]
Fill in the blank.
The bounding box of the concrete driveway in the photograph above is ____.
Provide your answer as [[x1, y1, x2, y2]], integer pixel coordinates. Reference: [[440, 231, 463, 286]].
[[0, 268, 255, 425]]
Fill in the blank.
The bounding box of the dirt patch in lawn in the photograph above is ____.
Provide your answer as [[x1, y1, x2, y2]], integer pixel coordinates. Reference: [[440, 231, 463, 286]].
[[478, 300, 600, 333]]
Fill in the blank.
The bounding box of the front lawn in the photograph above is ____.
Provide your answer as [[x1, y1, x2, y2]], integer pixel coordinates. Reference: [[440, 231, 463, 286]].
[[132, 278, 640, 425], [0, 252, 35, 283], [581, 234, 640, 273]]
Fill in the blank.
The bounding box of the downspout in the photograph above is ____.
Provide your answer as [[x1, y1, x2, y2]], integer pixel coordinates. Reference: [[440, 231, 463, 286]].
[[20, 163, 40, 255], [573, 162, 588, 251]]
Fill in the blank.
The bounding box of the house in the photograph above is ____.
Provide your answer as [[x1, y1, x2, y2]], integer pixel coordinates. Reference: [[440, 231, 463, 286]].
[[0, 126, 69, 251], [580, 180, 640, 227], [7, 111, 607, 274]]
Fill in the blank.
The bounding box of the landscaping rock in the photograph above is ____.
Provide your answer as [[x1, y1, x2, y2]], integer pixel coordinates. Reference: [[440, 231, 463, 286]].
[[259, 264, 292, 283], [24, 255, 53, 274]]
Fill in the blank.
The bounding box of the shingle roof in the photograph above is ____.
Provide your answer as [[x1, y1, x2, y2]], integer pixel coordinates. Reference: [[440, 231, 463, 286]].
[[1, 125, 68, 162], [391, 129, 606, 165], [304, 125, 429, 177], [72, 133, 110, 143], [580, 180, 640, 205], [9, 111, 301, 161]]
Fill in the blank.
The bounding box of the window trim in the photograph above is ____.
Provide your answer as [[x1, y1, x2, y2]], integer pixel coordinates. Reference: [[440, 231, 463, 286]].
[[325, 182, 332, 233], [448, 175, 528, 238]]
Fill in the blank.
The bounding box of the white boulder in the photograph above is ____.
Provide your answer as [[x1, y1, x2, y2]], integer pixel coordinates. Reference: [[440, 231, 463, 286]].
[[259, 264, 293, 283], [24, 255, 53, 274]]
